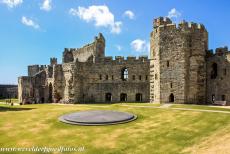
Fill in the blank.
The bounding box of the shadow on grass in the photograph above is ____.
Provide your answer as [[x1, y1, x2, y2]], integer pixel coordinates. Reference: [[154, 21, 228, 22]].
[[0, 106, 35, 112]]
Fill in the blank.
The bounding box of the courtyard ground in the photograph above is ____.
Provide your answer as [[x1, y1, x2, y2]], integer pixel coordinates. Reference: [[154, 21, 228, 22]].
[[0, 103, 230, 154]]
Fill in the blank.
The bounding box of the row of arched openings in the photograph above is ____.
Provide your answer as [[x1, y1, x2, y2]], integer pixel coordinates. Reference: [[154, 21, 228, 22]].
[[105, 93, 143, 102]]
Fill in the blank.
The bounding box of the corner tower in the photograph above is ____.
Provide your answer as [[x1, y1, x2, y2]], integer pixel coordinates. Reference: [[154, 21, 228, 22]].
[[150, 17, 208, 104]]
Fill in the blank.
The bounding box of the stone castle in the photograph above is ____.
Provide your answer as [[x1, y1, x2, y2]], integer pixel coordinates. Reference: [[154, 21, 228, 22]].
[[18, 17, 230, 105]]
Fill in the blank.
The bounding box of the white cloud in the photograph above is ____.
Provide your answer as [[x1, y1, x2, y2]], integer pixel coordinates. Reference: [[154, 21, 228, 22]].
[[131, 39, 150, 53], [167, 8, 181, 18], [123, 10, 135, 19], [40, 0, 52, 11], [1, 0, 23, 8], [115, 45, 122, 51], [21, 16, 39, 29], [69, 5, 122, 34]]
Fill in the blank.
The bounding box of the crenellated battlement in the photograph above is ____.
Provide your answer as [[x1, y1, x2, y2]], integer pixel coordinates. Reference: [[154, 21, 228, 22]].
[[28, 65, 48, 77], [154, 17, 172, 28], [154, 17, 206, 33], [93, 56, 149, 64]]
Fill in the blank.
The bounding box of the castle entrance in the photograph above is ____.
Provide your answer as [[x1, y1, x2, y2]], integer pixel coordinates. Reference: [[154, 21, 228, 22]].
[[169, 93, 174, 103], [120, 93, 127, 102], [105, 93, 112, 102]]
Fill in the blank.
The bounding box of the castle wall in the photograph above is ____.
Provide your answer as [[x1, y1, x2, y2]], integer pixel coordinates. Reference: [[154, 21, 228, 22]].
[[206, 47, 230, 105], [72, 56, 150, 103], [18, 76, 33, 103], [62, 33, 105, 63], [0, 85, 18, 99]]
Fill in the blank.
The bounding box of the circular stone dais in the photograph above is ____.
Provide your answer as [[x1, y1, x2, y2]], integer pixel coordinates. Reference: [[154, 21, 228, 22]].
[[59, 110, 137, 125]]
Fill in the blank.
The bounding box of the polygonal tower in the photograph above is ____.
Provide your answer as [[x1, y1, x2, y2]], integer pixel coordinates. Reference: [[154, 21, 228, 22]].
[[150, 17, 208, 104]]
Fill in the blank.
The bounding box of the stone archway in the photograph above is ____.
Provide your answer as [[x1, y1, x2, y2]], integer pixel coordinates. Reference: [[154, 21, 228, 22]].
[[105, 93, 112, 102], [120, 93, 127, 102], [169, 93, 174, 103], [136, 93, 142, 102]]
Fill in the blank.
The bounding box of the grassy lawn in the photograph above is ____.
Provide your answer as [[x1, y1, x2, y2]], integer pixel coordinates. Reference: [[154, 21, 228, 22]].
[[171, 104, 230, 112], [0, 103, 230, 154]]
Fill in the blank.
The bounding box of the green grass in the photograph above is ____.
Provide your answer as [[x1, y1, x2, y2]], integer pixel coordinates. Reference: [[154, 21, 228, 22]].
[[0, 103, 230, 154], [171, 104, 230, 112]]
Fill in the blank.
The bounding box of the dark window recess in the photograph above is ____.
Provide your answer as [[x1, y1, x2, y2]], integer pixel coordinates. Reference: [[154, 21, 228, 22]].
[[211, 63, 218, 79], [121, 68, 128, 81], [139, 75, 142, 80], [133, 75, 135, 80], [189, 37, 192, 47], [99, 75, 102, 80], [106, 75, 108, 80], [167, 61, 169, 67], [112, 75, 114, 80], [224, 68, 227, 76], [146, 75, 148, 80], [170, 82, 173, 88]]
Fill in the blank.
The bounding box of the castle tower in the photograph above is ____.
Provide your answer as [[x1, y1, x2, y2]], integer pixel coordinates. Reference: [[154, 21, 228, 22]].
[[150, 17, 208, 104], [94, 33, 105, 58], [50, 57, 57, 66]]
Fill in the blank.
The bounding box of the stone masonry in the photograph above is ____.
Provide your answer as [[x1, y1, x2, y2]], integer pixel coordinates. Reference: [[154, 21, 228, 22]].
[[18, 17, 230, 105], [18, 33, 149, 104]]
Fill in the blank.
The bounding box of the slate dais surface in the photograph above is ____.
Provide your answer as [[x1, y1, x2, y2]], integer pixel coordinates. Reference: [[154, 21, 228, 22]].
[[59, 110, 137, 125]]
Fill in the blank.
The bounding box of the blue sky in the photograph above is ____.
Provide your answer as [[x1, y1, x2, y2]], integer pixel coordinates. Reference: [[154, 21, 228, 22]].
[[0, 0, 230, 84]]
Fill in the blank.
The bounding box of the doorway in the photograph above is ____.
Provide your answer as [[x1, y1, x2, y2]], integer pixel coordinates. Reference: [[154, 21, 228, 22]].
[[169, 93, 174, 103], [120, 93, 127, 102], [136, 93, 142, 102], [105, 93, 112, 102]]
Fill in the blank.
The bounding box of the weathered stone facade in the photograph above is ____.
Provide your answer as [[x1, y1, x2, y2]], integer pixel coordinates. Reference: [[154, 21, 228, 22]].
[[18, 33, 150, 104], [0, 85, 18, 99], [150, 17, 230, 105], [18, 17, 230, 105]]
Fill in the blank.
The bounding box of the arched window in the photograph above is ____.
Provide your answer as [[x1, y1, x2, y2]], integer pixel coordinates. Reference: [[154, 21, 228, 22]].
[[121, 68, 128, 81], [211, 63, 218, 79]]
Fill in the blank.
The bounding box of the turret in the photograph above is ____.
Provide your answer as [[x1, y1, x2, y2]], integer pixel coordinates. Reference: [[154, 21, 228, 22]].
[[50, 57, 57, 66]]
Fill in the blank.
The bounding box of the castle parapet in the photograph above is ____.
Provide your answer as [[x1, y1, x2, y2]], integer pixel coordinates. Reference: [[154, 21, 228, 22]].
[[215, 46, 229, 56], [139, 56, 148, 62], [127, 56, 136, 61], [154, 17, 206, 32], [115, 56, 124, 62], [154, 17, 172, 28], [95, 56, 149, 64]]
